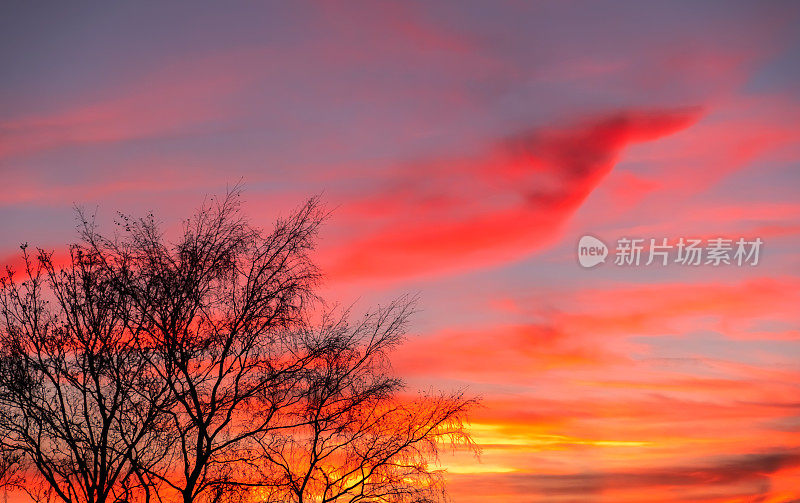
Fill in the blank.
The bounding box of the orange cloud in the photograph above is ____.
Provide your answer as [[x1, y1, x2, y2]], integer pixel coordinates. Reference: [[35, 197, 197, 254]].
[[395, 274, 800, 502], [447, 450, 800, 502]]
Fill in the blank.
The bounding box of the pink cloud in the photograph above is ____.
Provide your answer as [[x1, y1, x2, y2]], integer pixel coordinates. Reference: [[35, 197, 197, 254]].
[[0, 59, 246, 162]]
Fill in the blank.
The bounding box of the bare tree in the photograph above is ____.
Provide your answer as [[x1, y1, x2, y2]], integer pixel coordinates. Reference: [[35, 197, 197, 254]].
[[80, 191, 327, 503], [0, 189, 476, 503], [256, 299, 476, 503], [0, 245, 174, 503]]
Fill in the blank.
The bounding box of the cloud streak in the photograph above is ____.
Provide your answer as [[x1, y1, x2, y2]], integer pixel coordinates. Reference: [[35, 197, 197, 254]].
[[328, 108, 700, 281]]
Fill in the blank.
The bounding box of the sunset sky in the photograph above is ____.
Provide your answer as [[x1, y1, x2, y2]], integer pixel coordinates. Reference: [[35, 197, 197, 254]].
[[2, 2, 800, 501]]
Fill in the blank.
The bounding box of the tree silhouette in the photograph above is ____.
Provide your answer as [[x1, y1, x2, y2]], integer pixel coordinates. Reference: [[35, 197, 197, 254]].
[[256, 300, 475, 503], [0, 190, 476, 503], [0, 245, 174, 503]]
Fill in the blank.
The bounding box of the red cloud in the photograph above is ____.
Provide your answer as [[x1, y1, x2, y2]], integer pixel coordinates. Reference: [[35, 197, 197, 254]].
[[326, 108, 700, 282]]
